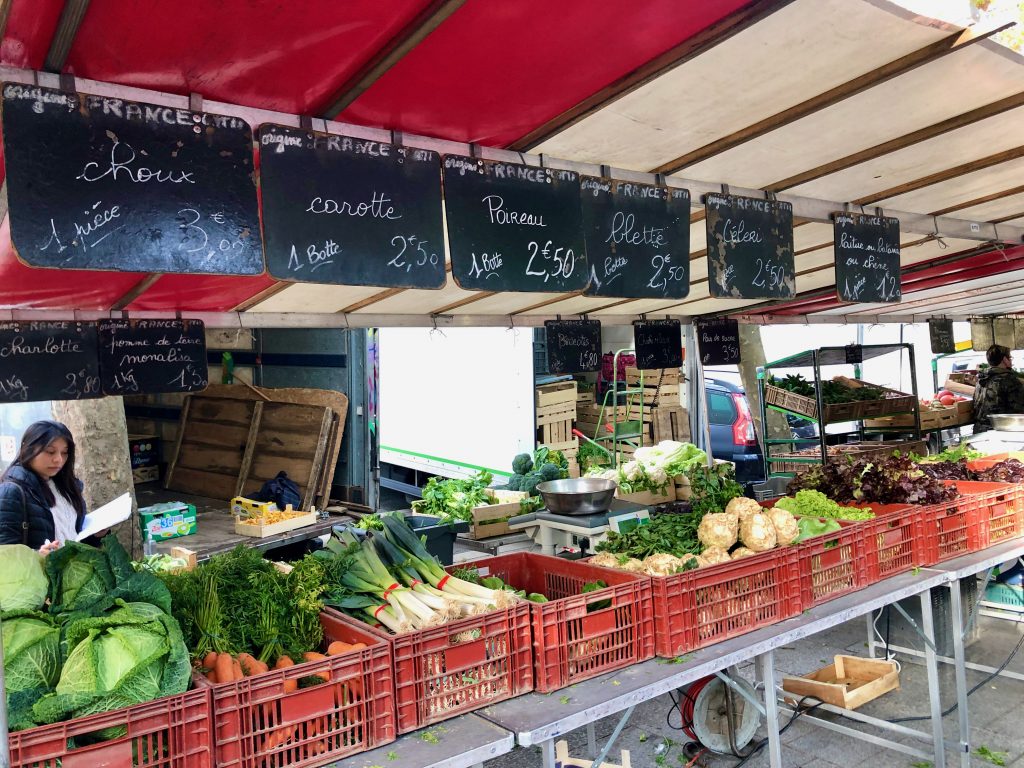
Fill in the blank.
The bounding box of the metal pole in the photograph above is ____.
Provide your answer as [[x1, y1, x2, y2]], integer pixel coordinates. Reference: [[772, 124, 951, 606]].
[[0, 613, 9, 768], [541, 738, 556, 768], [759, 650, 784, 768], [948, 581, 971, 768], [920, 588, 947, 767], [588, 705, 635, 768]]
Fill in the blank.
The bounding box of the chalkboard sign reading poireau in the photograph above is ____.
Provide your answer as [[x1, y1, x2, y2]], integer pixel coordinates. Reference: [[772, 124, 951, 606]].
[[580, 178, 691, 299], [259, 125, 446, 289], [929, 319, 956, 355], [696, 319, 740, 366], [98, 319, 208, 395], [444, 156, 588, 293], [633, 320, 683, 370], [833, 213, 901, 303], [544, 320, 602, 374], [705, 194, 795, 299], [1, 84, 263, 275], [0, 321, 101, 403]]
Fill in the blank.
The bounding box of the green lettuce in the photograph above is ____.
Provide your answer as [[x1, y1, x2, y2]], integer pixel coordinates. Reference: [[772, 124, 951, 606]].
[[793, 516, 842, 543], [0, 545, 48, 611], [2, 609, 61, 730]]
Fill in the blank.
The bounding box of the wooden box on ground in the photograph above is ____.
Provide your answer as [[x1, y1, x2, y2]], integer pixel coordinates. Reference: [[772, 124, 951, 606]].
[[782, 655, 899, 710], [466, 489, 529, 539], [234, 510, 318, 538]]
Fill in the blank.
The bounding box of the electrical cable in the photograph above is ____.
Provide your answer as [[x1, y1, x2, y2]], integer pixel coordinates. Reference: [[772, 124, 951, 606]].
[[729, 696, 822, 768]]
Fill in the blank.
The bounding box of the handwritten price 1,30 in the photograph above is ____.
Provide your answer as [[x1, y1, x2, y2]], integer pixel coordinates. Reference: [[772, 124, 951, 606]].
[[388, 235, 439, 273], [169, 364, 208, 390], [526, 240, 575, 283]]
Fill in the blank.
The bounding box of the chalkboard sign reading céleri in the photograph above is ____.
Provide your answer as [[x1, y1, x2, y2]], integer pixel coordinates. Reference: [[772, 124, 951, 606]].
[[544, 320, 602, 374], [633, 320, 683, 370], [833, 213, 901, 303], [928, 319, 956, 355], [580, 178, 691, 299], [2, 85, 263, 275], [444, 156, 589, 292], [696, 319, 740, 366], [705, 194, 795, 299], [259, 125, 446, 289], [0, 321, 101, 403], [98, 319, 208, 395]]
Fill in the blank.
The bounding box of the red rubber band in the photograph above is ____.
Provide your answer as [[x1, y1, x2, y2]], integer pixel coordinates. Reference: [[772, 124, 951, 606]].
[[437, 575, 451, 590], [410, 579, 421, 587], [383, 582, 400, 598], [373, 604, 387, 618]]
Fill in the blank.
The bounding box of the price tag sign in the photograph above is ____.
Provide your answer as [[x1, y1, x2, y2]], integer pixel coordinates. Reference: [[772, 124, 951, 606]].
[[833, 213, 901, 303], [444, 156, 589, 292], [705, 193, 794, 299], [633, 320, 683, 370], [696, 318, 740, 366], [0, 321, 101, 403], [928, 318, 955, 354], [98, 319, 208, 395], [544, 319, 602, 374], [844, 344, 863, 365]]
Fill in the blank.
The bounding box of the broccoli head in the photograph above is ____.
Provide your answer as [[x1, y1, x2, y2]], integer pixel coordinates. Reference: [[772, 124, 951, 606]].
[[512, 453, 534, 475], [506, 474, 525, 492], [538, 462, 561, 482], [521, 470, 545, 496]]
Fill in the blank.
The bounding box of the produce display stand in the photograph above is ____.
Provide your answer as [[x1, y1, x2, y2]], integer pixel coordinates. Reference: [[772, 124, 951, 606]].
[[758, 344, 922, 480]]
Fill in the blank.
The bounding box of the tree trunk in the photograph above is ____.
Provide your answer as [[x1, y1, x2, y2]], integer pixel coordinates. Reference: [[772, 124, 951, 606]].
[[737, 324, 789, 443]]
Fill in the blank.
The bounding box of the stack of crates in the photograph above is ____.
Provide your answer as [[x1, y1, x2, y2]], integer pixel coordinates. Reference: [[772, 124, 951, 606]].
[[536, 381, 579, 477], [625, 366, 688, 444]]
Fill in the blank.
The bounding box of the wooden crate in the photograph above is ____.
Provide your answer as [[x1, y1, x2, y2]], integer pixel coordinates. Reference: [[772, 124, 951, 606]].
[[540, 438, 579, 453], [536, 401, 576, 423], [865, 407, 957, 431], [536, 381, 578, 408], [576, 388, 595, 405], [234, 510, 318, 538], [642, 385, 680, 406], [624, 366, 680, 385], [782, 655, 899, 710], [538, 419, 574, 445], [649, 406, 690, 443], [956, 400, 974, 425], [466, 490, 528, 539], [616, 486, 675, 505]]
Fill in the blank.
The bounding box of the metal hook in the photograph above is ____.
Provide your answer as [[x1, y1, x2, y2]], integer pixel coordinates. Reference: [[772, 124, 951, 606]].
[[600, 164, 611, 179], [391, 129, 403, 147], [721, 183, 730, 196]]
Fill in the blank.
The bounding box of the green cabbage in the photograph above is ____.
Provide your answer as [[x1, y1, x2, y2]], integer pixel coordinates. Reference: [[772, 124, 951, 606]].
[[2, 610, 60, 693], [0, 545, 48, 611]]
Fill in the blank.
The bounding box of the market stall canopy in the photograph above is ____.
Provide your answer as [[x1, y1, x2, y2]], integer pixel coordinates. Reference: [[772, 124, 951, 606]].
[[0, 0, 1021, 326]]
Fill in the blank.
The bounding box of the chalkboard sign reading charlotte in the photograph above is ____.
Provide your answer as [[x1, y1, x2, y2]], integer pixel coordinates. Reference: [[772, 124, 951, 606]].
[[443, 156, 588, 292], [633, 320, 683, 369], [580, 178, 691, 299], [544, 320, 602, 374], [98, 319, 208, 396], [705, 194, 795, 299], [833, 213, 901, 303], [1, 84, 263, 274], [0, 321, 101, 403], [259, 125, 446, 288]]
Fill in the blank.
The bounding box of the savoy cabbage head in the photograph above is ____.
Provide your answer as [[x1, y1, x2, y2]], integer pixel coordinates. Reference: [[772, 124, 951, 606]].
[[0, 545, 48, 611]]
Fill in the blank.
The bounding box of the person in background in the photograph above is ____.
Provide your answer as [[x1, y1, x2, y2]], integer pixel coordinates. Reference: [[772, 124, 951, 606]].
[[0, 420, 88, 553], [973, 345, 1024, 433]]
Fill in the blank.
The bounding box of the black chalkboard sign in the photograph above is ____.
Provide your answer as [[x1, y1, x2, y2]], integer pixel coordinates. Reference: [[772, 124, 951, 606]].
[[544, 320, 601, 374], [929, 319, 955, 354], [705, 194, 795, 299], [0, 321, 101, 403], [259, 125, 446, 288], [98, 319, 208, 395], [580, 178, 691, 298], [633, 320, 683, 369], [833, 213, 901, 303], [1, 84, 263, 274], [696, 319, 741, 366], [845, 345, 863, 365], [443, 156, 588, 292]]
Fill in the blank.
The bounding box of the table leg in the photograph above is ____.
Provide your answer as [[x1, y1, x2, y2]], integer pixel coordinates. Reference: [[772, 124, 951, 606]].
[[866, 612, 877, 659], [539, 525, 555, 557], [541, 738, 556, 768], [920, 588, 947, 768], [759, 649, 784, 768], [586, 722, 597, 758], [949, 580, 971, 768]]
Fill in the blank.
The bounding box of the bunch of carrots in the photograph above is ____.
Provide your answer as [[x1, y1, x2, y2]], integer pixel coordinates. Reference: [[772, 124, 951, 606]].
[[197, 640, 366, 687]]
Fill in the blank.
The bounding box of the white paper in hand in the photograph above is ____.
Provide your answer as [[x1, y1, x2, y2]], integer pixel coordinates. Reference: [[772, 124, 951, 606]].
[[76, 493, 132, 541]]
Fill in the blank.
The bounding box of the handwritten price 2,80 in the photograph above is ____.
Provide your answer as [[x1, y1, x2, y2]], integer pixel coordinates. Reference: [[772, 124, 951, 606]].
[[525, 240, 575, 283], [61, 369, 100, 398]]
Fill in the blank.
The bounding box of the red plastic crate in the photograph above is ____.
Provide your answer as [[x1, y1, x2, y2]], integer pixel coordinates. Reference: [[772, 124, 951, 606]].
[[796, 518, 870, 608], [955, 480, 1024, 546], [196, 612, 396, 768], [8, 688, 212, 768], [650, 547, 802, 657], [324, 596, 533, 734], [918, 491, 989, 565], [859, 504, 924, 581], [456, 552, 655, 693]]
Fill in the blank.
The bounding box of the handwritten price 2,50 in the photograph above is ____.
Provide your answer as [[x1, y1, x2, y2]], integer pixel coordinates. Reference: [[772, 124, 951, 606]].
[[526, 240, 575, 283], [647, 254, 685, 293], [388, 235, 439, 273], [753, 259, 786, 290]]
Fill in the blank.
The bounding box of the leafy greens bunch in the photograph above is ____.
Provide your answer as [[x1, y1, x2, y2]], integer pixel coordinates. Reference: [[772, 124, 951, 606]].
[[411, 470, 496, 524], [789, 453, 958, 505]]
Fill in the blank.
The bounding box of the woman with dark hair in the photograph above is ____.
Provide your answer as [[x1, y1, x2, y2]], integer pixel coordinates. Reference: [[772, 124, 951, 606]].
[[0, 420, 88, 554]]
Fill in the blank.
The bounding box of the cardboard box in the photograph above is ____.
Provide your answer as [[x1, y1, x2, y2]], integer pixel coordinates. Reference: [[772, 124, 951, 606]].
[[132, 465, 160, 484], [128, 434, 160, 469], [139, 501, 197, 541]]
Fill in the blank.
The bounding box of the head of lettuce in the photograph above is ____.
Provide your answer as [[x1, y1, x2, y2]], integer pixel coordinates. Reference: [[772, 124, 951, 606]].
[[0, 544, 48, 611]]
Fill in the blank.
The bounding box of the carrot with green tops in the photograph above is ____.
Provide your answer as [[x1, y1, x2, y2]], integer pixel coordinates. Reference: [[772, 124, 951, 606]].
[[237, 653, 259, 676], [275, 655, 297, 692], [327, 641, 352, 655], [214, 652, 233, 684], [302, 651, 331, 682], [231, 657, 245, 681]]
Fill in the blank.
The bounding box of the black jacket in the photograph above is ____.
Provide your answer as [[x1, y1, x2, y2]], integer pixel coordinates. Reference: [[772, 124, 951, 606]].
[[0, 465, 86, 549]]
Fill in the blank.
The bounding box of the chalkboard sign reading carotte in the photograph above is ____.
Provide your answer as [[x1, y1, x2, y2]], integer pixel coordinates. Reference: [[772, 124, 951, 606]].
[[259, 125, 446, 289], [929, 318, 955, 355], [633, 320, 683, 370], [544, 320, 602, 374], [833, 213, 901, 303], [1, 84, 263, 275], [98, 319, 208, 395], [705, 194, 795, 299], [580, 178, 691, 299], [696, 319, 741, 366], [0, 321, 101, 403], [443, 156, 588, 292]]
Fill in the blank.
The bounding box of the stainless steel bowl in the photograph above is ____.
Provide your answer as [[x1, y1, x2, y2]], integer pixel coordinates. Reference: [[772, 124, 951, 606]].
[[989, 414, 1024, 432], [535, 477, 617, 516]]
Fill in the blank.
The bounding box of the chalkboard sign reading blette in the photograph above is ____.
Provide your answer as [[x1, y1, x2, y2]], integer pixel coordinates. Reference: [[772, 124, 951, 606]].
[[696, 319, 741, 366], [833, 213, 901, 303], [705, 194, 795, 299], [633, 320, 683, 370], [98, 319, 208, 395], [0, 321, 101, 403], [259, 125, 446, 289], [929, 319, 955, 355], [1, 84, 263, 275], [544, 320, 602, 374], [580, 178, 691, 299], [443, 156, 589, 292]]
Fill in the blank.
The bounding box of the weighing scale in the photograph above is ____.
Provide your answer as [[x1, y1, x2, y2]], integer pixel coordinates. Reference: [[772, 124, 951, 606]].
[[507, 498, 649, 556], [966, 430, 1024, 454]]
